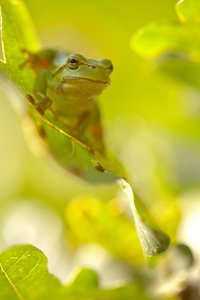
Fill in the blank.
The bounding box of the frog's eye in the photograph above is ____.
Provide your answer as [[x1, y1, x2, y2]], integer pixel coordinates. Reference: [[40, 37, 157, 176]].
[[108, 63, 113, 73], [67, 56, 80, 69], [106, 63, 113, 74]]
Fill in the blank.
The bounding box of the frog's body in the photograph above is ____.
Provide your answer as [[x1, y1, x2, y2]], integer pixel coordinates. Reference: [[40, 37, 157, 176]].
[[23, 49, 113, 152]]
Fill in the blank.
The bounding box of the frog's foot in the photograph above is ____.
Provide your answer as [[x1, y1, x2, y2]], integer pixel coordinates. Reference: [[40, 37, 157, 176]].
[[33, 91, 53, 115], [26, 94, 52, 115], [26, 94, 35, 105], [19, 48, 55, 71]]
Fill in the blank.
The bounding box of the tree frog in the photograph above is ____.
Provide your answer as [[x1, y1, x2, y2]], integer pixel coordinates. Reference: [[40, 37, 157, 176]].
[[22, 49, 113, 152]]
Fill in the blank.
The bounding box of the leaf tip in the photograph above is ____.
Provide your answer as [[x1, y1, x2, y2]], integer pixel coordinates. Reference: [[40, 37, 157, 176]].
[[119, 179, 170, 257]]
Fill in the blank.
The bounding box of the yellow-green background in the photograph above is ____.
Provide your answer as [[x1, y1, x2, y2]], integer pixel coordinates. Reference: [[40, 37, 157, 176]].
[[0, 0, 199, 287]]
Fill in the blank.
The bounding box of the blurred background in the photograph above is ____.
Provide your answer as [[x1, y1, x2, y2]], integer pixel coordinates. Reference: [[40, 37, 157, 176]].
[[1, 0, 200, 292]]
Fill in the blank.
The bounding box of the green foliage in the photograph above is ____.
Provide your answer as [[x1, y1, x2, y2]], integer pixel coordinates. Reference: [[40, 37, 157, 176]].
[[0, 0, 198, 298], [67, 181, 171, 258], [0, 244, 63, 300], [0, 0, 170, 259], [131, 0, 200, 90], [132, 22, 200, 61], [0, 244, 167, 300]]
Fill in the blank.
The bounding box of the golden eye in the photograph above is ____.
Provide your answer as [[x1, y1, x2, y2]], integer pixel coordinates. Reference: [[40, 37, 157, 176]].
[[67, 56, 80, 69]]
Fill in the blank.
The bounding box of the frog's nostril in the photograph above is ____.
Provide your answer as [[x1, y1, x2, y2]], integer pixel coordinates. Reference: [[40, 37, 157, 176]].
[[91, 65, 96, 69]]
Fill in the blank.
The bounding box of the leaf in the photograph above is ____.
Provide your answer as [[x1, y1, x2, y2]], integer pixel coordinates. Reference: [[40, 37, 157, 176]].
[[119, 180, 170, 256], [0, 0, 40, 93], [30, 110, 120, 184], [131, 21, 200, 62], [0, 0, 170, 256], [0, 245, 174, 300], [65, 268, 158, 300], [65, 268, 99, 299], [157, 57, 200, 90], [151, 244, 194, 296], [0, 244, 64, 300], [176, 0, 200, 23], [130, 0, 200, 90]]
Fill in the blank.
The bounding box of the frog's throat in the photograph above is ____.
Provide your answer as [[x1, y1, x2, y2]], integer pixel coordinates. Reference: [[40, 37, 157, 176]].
[[62, 76, 110, 86]]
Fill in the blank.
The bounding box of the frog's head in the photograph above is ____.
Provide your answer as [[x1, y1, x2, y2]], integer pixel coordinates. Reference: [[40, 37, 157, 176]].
[[53, 53, 113, 98]]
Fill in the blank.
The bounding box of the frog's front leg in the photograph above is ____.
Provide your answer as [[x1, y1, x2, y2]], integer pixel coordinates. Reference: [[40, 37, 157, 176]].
[[32, 70, 52, 115], [33, 91, 52, 115], [74, 111, 90, 133]]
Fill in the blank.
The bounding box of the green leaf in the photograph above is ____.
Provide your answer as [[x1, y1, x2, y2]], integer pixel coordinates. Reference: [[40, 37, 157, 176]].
[[119, 180, 170, 256], [65, 268, 99, 298], [0, 0, 40, 93], [130, 0, 200, 90], [0, 245, 175, 300], [30, 110, 121, 184], [0, 244, 63, 300], [176, 0, 200, 23], [151, 244, 194, 296], [65, 268, 158, 300], [158, 57, 200, 90], [131, 21, 200, 61], [170, 244, 194, 270]]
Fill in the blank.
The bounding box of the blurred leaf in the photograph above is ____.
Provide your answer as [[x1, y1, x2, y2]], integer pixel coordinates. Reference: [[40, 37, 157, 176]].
[[65, 268, 99, 299], [66, 195, 144, 262], [173, 244, 194, 268], [155, 243, 194, 277], [131, 21, 200, 61], [0, 0, 40, 93], [65, 268, 159, 300], [159, 57, 200, 90], [66, 183, 170, 260], [0, 244, 176, 300], [131, 0, 200, 91], [151, 243, 194, 296], [176, 0, 200, 23]]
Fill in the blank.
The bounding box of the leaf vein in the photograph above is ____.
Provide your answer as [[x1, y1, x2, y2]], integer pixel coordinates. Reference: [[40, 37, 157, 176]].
[[17, 254, 43, 285], [5, 249, 31, 273], [0, 262, 25, 300]]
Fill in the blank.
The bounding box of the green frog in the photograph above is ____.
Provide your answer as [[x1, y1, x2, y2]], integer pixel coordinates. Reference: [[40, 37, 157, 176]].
[[22, 49, 113, 152]]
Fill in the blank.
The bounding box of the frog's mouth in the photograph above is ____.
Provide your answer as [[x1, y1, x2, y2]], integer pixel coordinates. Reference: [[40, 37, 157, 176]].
[[62, 76, 110, 86]]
